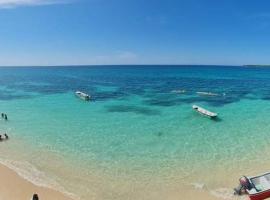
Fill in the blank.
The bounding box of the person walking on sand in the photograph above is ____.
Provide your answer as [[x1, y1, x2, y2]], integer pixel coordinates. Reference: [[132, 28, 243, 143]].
[[31, 194, 39, 200]]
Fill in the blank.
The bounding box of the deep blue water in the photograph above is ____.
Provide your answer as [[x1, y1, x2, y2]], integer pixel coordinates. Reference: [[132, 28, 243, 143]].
[[1, 65, 270, 106]]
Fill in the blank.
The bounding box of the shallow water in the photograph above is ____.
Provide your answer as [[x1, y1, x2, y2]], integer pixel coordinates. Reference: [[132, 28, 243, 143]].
[[1, 65, 270, 199]]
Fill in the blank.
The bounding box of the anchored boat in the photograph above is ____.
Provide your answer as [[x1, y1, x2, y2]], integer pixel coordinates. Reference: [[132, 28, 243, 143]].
[[192, 105, 217, 118], [234, 173, 270, 200], [75, 91, 91, 101]]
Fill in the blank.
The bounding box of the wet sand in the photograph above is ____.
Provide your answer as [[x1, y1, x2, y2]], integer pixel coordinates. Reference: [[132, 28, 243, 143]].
[[0, 161, 227, 200], [0, 164, 73, 200], [0, 160, 251, 200]]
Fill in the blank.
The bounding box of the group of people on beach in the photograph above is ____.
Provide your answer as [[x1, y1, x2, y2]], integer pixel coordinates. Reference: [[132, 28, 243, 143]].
[[1, 113, 8, 120]]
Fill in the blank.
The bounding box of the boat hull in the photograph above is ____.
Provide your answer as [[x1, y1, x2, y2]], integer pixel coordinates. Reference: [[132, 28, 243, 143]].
[[196, 111, 217, 118], [192, 105, 217, 118], [249, 190, 270, 200], [243, 172, 270, 200], [75, 91, 90, 101], [77, 95, 90, 101]]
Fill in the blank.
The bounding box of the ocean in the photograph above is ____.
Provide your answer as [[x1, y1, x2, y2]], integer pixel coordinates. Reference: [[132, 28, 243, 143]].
[[0, 65, 270, 200]]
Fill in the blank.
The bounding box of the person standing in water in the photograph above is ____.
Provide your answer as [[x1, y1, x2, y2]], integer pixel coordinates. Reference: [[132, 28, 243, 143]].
[[31, 194, 39, 200]]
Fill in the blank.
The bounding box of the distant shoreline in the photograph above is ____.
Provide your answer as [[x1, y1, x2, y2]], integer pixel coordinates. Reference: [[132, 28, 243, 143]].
[[0, 64, 242, 68], [243, 65, 270, 67]]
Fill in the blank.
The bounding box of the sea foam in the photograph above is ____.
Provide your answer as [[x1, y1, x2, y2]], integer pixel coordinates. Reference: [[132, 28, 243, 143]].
[[0, 158, 79, 200]]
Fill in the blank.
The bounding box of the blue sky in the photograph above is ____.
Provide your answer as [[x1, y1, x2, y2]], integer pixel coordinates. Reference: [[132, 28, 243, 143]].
[[0, 0, 270, 66]]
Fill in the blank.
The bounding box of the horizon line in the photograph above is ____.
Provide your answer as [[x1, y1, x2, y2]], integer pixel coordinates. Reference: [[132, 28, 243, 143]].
[[0, 64, 245, 67]]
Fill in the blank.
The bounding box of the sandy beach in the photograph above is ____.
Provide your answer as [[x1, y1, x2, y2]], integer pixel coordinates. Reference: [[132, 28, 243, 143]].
[[0, 163, 73, 200], [0, 161, 243, 200]]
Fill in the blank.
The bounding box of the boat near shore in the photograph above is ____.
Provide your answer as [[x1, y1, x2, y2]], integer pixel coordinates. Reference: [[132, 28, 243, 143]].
[[75, 91, 91, 101], [234, 172, 270, 200], [192, 105, 217, 118]]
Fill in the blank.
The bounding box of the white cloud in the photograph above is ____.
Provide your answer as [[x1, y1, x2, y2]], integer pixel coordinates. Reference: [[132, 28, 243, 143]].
[[0, 0, 69, 8]]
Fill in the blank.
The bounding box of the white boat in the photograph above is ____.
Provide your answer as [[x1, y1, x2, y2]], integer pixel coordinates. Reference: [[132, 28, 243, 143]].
[[192, 105, 217, 118], [196, 92, 219, 96], [75, 91, 90, 101]]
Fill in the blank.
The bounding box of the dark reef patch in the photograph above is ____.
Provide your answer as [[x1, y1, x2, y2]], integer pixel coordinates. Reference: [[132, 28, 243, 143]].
[[1, 66, 270, 105], [143, 98, 182, 107], [105, 105, 161, 116], [155, 132, 164, 137], [0, 93, 34, 100]]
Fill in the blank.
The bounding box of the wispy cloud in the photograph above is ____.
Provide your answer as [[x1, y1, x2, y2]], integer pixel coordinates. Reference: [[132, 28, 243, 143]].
[[0, 0, 69, 8]]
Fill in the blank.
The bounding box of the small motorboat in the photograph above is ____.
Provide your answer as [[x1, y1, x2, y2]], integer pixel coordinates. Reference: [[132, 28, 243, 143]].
[[234, 173, 270, 200], [75, 91, 91, 101], [196, 91, 219, 96], [192, 105, 217, 118]]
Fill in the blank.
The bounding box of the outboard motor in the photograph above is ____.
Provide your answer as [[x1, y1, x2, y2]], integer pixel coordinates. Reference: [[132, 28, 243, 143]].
[[234, 176, 251, 195]]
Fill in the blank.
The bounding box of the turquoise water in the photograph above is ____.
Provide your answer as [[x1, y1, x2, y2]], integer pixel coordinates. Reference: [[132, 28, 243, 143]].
[[1, 66, 270, 199]]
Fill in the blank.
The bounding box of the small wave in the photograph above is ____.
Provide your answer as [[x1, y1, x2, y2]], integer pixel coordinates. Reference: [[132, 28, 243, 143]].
[[210, 188, 246, 200], [191, 182, 246, 200], [171, 89, 186, 94], [196, 91, 220, 96], [190, 182, 206, 190], [0, 159, 79, 200]]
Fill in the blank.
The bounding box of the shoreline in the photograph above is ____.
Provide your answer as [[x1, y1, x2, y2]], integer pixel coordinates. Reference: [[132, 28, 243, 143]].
[[0, 163, 74, 200], [0, 161, 247, 200]]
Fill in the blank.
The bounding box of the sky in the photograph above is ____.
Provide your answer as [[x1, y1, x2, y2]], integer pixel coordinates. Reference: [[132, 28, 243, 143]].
[[0, 0, 270, 66]]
